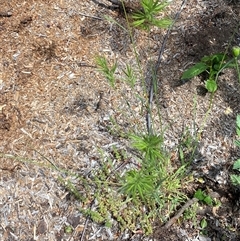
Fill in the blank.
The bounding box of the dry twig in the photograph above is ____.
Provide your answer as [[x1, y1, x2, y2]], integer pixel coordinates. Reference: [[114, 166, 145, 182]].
[[146, 0, 187, 134], [164, 197, 198, 229]]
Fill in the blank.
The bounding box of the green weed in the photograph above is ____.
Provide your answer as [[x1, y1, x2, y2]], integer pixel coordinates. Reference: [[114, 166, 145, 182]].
[[230, 160, 240, 186], [181, 52, 237, 93], [120, 169, 156, 202], [132, 0, 172, 30], [200, 218, 208, 235], [181, 47, 240, 93], [96, 55, 117, 88], [183, 202, 199, 226], [194, 189, 213, 206], [122, 64, 137, 88]]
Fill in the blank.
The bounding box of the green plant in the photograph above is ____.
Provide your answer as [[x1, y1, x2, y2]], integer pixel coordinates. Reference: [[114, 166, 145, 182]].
[[96, 55, 117, 88], [121, 132, 188, 213], [194, 189, 213, 206], [230, 160, 240, 186], [200, 218, 208, 234], [236, 114, 240, 140], [183, 202, 199, 226], [129, 133, 165, 161], [181, 50, 240, 93], [122, 64, 137, 88], [91, 0, 190, 234], [120, 133, 167, 203], [178, 127, 199, 165], [64, 225, 73, 234], [230, 115, 240, 186], [232, 46, 240, 82], [132, 0, 172, 30], [120, 169, 155, 201]]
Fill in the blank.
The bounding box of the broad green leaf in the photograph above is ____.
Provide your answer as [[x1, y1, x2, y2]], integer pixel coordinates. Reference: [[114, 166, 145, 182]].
[[201, 53, 226, 66], [233, 159, 240, 170], [213, 64, 222, 71], [200, 218, 208, 229], [181, 62, 208, 79], [205, 79, 217, 93], [194, 189, 205, 201], [203, 195, 213, 205], [211, 53, 226, 64]]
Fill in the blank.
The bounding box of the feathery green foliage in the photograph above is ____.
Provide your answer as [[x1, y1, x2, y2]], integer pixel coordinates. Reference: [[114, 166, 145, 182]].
[[132, 0, 172, 30], [96, 55, 117, 88]]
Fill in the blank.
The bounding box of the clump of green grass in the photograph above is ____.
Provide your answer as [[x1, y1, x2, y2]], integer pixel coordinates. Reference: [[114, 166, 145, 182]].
[[96, 55, 117, 88]]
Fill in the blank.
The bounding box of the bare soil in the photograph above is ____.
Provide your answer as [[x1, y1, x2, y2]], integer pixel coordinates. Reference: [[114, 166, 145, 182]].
[[0, 0, 240, 240]]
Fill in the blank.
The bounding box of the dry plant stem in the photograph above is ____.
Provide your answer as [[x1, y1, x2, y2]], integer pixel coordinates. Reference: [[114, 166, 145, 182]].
[[146, 0, 187, 134], [78, 12, 103, 20], [106, 159, 130, 180], [33, 149, 60, 171], [164, 197, 198, 229], [0, 164, 20, 172], [80, 215, 90, 241]]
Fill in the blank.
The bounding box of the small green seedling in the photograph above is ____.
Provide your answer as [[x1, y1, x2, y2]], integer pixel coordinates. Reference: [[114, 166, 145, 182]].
[[183, 202, 199, 227], [64, 225, 73, 234], [120, 169, 155, 201], [232, 46, 240, 58], [200, 218, 208, 235], [200, 218, 208, 229], [181, 47, 240, 93], [122, 64, 137, 88], [194, 189, 213, 205], [96, 56, 117, 88], [132, 0, 172, 30]]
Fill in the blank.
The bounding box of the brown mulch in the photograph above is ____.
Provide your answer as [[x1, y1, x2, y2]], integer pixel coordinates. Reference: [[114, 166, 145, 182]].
[[0, 0, 240, 240]]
